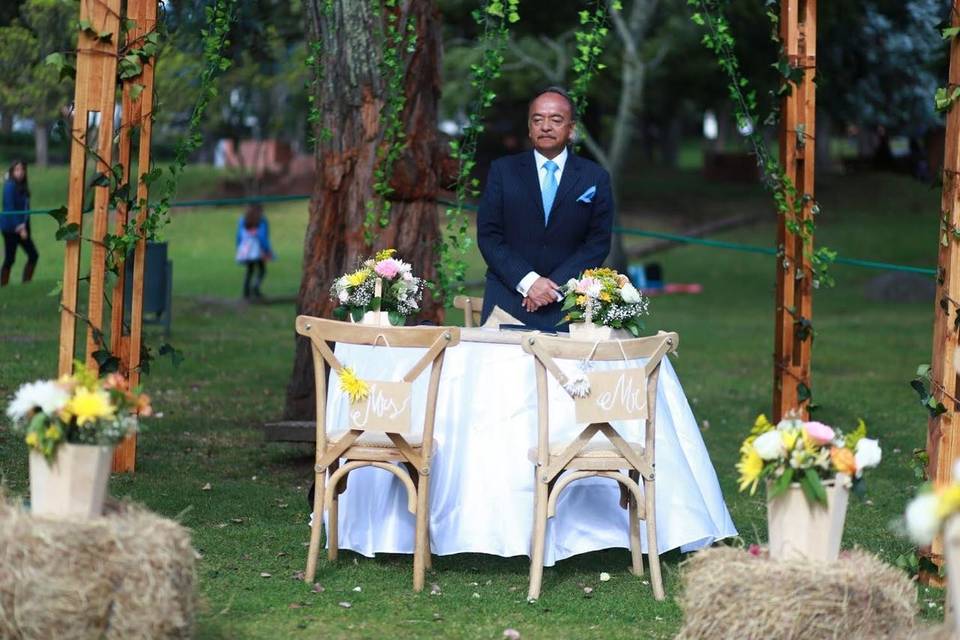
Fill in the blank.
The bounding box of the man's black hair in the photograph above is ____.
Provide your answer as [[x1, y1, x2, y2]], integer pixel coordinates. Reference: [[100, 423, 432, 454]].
[[528, 86, 577, 121]]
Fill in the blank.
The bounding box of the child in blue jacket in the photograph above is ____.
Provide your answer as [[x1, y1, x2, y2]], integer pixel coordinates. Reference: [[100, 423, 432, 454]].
[[235, 203, 273, 298], [1, 160, 38, 286]]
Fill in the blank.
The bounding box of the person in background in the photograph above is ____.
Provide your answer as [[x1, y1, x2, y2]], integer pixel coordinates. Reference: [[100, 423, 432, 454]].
[[1, 159, 39, 287], [235, 202, 273, 299]]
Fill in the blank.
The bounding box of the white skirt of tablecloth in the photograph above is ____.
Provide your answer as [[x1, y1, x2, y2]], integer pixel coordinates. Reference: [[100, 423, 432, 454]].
[[319, 340, 737, 566]]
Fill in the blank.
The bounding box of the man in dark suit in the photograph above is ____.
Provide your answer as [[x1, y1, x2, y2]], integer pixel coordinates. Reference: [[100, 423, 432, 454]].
[[477, 87, 615, 331]]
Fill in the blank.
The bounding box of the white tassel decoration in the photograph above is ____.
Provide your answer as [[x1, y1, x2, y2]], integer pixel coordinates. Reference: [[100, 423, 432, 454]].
[[564, 373, 591, 399]]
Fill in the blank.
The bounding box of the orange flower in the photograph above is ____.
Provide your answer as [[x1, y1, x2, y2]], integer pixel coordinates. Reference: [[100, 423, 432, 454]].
[[134, 393, 153, 417], [830, 446, 857, 476]]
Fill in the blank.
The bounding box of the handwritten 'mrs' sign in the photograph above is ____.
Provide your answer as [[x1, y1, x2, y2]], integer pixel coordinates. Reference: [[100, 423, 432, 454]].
[[349, 381, 412, 434], [574, 369, 648, 425]]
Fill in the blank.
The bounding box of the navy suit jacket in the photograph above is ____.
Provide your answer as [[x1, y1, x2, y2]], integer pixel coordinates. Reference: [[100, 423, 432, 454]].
[[477, 150, 614, 330]]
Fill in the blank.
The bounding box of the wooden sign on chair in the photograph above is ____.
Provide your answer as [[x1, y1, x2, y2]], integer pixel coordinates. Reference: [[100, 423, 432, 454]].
[[574, 369, 649, 425], [347, 380, 413, 433]]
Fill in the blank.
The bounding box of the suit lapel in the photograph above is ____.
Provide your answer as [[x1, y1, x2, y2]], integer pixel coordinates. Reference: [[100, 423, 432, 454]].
[[517, 151, 545, 221], [547, 153, 585, 230]]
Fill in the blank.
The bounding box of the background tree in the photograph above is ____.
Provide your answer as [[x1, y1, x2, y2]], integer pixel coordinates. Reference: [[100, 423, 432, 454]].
[[0, 0, 75, 167], [283, 0, 447, 420]]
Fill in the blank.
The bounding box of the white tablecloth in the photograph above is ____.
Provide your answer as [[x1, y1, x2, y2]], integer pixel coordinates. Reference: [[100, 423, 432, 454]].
[[323, 335, 737, 566]]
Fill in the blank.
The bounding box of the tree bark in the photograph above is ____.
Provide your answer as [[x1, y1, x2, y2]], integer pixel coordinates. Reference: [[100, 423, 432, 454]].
[[34, 120, 48, 167], [284, 0, 444, 420]]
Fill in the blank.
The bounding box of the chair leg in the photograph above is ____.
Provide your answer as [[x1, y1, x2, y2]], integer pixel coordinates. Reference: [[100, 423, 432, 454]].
[[527, 472, 549, 601], [412, 473, 431, 592], [305, 470, 327, 584], [644, 476, 665, 601], [424, 519, 432, 571], [327, 489, 340, 562], [627, 470, 644, 577]]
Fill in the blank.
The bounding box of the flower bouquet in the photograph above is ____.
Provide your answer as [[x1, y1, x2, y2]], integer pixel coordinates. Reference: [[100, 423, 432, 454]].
[[560, 268, 649, 340], [330, 249, 424, 326], [905, 462, 960, 604], [6, 364, 152, 518], [737, 412, 881, 560]]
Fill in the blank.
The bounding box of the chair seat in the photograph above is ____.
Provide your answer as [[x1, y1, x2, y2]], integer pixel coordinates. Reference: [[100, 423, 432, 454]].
[[327, 430, 423, 449], [527, 439, 644, 464]]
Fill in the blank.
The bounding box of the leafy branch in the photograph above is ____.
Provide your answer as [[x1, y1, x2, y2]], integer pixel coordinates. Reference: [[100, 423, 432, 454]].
[[436, 0, 519, 304]]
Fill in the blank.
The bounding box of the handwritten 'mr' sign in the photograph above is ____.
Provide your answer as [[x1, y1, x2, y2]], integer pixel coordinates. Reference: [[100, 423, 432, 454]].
[[348, 381, 412, 434], [574, 369, 648, 424]]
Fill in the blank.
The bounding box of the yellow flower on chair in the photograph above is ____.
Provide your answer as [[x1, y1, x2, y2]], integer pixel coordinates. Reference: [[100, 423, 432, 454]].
[[339, 367, 370, 403]]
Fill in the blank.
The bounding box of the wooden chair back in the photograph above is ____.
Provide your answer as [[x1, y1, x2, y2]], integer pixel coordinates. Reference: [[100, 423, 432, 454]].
[[520, 331, 679, 471], [295, 316, 461, 459], [453, 295, 483, 327]]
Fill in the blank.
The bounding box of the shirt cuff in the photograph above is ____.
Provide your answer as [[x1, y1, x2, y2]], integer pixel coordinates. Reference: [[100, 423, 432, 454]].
[[516, 271, 540, 296]]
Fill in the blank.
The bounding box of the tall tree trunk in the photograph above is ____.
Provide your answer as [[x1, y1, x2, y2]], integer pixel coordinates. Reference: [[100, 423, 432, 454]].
[[34, 120, 49, 167], [284, 0, 444, 420]]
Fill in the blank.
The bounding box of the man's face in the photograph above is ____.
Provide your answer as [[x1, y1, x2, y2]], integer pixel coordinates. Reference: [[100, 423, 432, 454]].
[[528, 93, 574, 159]]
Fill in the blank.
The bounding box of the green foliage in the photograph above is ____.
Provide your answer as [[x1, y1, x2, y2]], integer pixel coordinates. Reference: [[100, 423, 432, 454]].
[[568, 0, 617, 121], [0, 0, 75, 129], [363, 0, 419, 246], [438, 0, 520, 305]]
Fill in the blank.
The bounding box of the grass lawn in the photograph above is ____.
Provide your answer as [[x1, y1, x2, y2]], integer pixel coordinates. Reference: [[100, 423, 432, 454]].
[[0, 164, 947, 638]]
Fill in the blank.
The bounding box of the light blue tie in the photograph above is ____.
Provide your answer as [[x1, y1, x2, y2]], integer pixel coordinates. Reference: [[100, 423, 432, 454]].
[[541, 159, 558, 225]]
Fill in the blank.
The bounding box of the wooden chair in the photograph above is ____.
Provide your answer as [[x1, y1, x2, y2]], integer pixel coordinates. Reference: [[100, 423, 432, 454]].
[[520, 330, 679, 601], [452, 295, 483, 327], [295, 316, 461, 591]]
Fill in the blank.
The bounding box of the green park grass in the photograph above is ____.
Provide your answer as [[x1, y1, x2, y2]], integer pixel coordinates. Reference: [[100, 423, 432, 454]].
[[0, 164, 948, 638]]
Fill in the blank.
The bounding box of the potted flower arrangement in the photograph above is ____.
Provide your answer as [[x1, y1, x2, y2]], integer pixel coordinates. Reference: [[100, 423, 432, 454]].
[[6, 364, 152, 518], [560, 268, 649, 340], [330, 249, 424, 326], [905, 461, 960, 601], [737, 412, 882, 561]]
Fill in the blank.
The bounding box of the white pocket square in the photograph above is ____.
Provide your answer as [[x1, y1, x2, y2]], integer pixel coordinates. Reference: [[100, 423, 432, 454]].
[[576, 186, 597, 203]]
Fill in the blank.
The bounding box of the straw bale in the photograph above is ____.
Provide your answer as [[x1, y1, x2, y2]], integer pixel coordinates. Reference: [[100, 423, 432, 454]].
[[676, 546, 917, 640], [0, 494, 196, 639]]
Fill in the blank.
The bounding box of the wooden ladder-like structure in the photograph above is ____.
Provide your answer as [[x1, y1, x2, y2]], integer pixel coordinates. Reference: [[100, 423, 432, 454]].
[[59, 0, 158, 472], [772, 0, 817, 421]]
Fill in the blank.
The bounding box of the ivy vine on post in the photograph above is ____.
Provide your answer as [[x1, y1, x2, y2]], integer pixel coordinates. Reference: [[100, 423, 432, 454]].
[[363, 0, 419, 246], [568, 0, 617, 122], [45, 0, 239, 373], [437, 0, 520, 304]]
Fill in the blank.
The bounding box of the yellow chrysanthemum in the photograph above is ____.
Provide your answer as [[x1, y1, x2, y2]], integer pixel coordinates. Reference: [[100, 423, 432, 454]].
[[65, 387, 115, 426], [346, 269, 371, 287], [780, 428, 800, 452], [599, 291, 612, 302], [44, 424, 61, 441], [753, 414, 774, 434], [339, 367, 370, 403], [938, 485, 960, 520], [736, 441, 764, 495], [25, 432, 39, 447], [576, 295, 587, 306], [375, 248, 397, 261]]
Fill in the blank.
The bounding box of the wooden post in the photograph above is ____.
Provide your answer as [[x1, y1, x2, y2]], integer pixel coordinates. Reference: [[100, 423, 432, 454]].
[[109, 0, 159, 473], [772, 0, 816, 421], [60, 0, 158, 473], [926, 0, 960, 573], [58, 0, 121, 377]]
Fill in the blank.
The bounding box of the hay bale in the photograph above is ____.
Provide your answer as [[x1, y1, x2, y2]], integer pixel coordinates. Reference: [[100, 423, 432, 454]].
[[676, 546, 916, 640], [0, 494, 196, 639]]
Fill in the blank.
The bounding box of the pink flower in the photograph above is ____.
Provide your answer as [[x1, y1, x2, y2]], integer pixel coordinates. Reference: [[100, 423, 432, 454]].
[[802, 421, 835, 445], [374, 258, 402, 279], [748, 544, 762, 557]]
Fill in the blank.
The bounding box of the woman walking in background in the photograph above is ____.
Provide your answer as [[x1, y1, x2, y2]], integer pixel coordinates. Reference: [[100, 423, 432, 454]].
[[1, 160, 39, 287], [235, 202, 273, 299]]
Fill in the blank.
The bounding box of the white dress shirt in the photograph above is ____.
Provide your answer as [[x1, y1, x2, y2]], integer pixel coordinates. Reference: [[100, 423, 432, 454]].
[[517, 148, 568, 297]]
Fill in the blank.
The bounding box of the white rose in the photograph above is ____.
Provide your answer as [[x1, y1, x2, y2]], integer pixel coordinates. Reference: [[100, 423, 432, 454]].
[[338, 290, 349, 303], [753, 430, 785, 461], [854, 438, 882, 475], [566, 278, 578, 291], [620, 283, 641, 304], [586, 282, 602, 298], [905, 493, 941, 545]]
